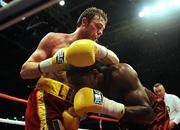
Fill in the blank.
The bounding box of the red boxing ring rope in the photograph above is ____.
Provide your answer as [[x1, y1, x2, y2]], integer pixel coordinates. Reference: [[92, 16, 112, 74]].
[[88, 115, 118, 123], [0, 93, 28, 104]]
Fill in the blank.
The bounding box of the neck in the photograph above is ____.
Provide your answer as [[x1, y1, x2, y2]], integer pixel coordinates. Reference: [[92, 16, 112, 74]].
[[69, 27, 85, 43]]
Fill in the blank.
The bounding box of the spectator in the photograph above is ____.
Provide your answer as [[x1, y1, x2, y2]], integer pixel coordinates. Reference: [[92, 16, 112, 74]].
[[153, 83, 180, 130]]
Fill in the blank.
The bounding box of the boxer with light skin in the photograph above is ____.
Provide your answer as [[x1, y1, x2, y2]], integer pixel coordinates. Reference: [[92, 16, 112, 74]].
[[20, 7, 119, 130]]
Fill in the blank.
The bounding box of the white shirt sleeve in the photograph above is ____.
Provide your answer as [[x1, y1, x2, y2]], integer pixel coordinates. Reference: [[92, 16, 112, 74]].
[[164, 93, 180, 125]]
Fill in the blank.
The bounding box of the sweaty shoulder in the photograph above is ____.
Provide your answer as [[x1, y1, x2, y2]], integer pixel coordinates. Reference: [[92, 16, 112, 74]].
[[41, 32, 70, 47], [110, 63, 138, 77], [109, 63, 139, 91], [39, 32, 71, 56]]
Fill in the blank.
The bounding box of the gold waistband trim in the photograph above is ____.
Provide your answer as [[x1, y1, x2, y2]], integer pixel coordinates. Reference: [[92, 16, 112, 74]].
[[36, 77, 75, 104]]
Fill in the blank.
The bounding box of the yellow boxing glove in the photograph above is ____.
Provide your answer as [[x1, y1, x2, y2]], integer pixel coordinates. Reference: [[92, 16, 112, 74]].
[[74, 87, 125, 120], [66, 39, 98, 67], [62, 107, 80, 130], [66, 39, 119, 67]]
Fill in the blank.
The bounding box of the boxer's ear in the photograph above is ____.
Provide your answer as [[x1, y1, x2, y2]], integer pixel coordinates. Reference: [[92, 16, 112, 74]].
[[92, 69, 102, 82], [92, 69, 99, 75], [81, 17, 88, 27]]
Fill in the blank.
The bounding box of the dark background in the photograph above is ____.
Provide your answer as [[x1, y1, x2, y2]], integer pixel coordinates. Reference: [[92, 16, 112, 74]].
[[0, 0, 180, 129]]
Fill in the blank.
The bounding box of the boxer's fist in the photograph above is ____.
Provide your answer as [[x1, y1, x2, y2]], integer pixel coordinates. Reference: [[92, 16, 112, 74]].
[[66, 39, 99, 67], [62, 107, 80, 130], [67, 39, 119, 66], [74, 87, 125, 119]]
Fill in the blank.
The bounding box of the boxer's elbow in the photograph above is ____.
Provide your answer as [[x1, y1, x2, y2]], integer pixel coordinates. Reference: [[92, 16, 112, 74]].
[[20, 63, 39, 79], [106, 50, 119, 65], [20, 71, 27, 79], [141, 106, 155, 124], [20, 64, 28, 79], [124, 105, 155, 124]]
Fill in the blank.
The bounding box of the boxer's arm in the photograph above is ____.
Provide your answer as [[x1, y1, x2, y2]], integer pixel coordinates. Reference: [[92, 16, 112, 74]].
[[74, 87, 125, 120], [22, 39, 97, 77], [95, 44, 119, 65], [123, 105, 155, 124], [21, 39, 119, 79], [74, 87, 155, 124], [114, 64, 155, 124], [20, 33, 53, 79]]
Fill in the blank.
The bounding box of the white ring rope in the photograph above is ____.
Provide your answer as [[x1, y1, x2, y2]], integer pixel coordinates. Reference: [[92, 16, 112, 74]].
[[0, 118, 91, 130], [0, 118, 25, 126]]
